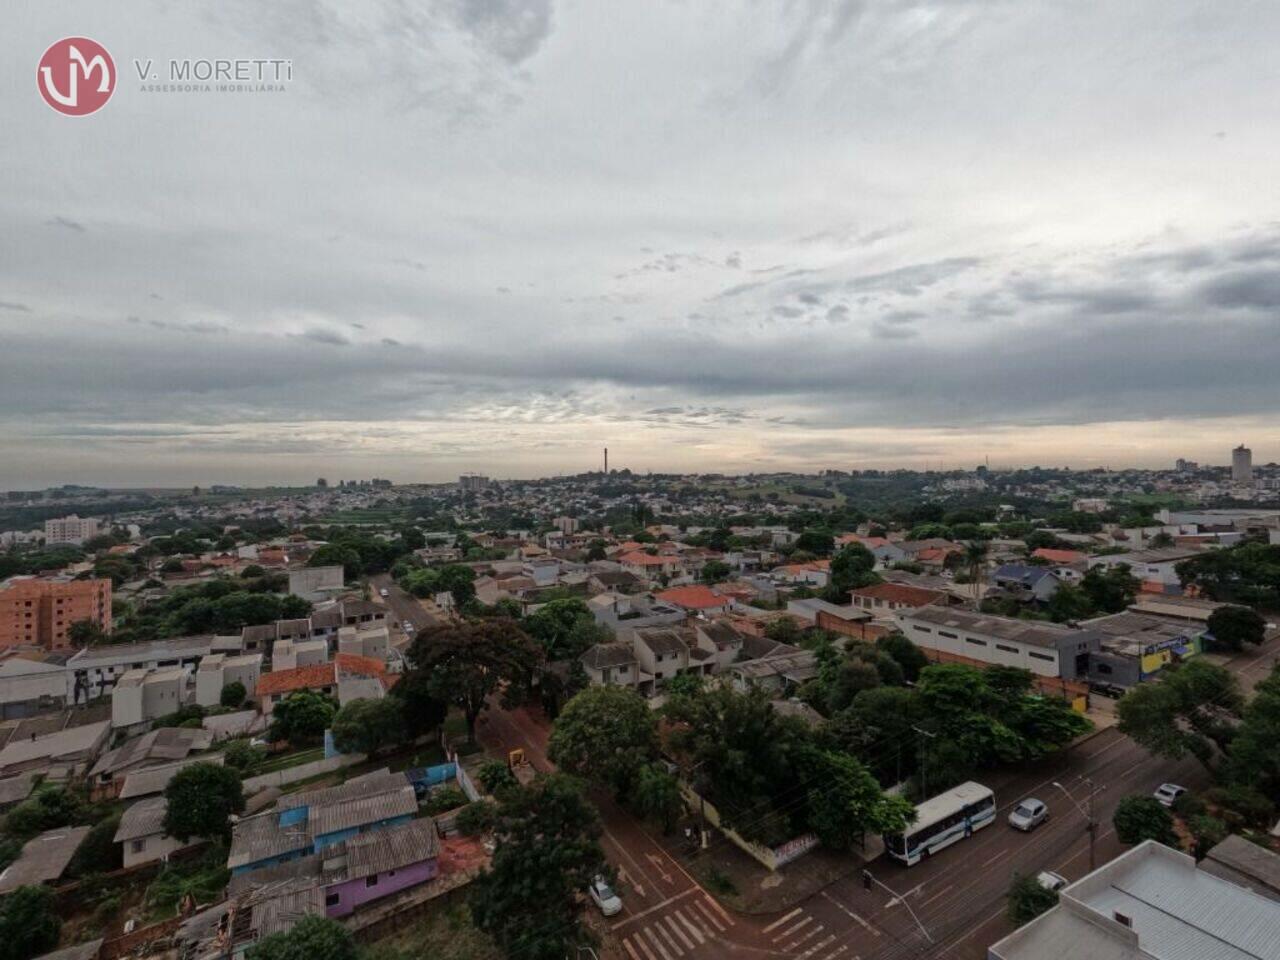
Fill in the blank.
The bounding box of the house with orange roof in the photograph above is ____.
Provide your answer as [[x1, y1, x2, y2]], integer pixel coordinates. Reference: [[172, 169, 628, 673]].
[[654, 585, 732, 614], [770, 560, 830, 587], [617, 551, 685, 581], [851, 582, 951, 615], [256, 663, 337, 712]]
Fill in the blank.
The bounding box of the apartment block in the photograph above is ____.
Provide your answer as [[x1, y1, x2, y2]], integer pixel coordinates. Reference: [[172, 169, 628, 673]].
[[0, 576, 112, 651]]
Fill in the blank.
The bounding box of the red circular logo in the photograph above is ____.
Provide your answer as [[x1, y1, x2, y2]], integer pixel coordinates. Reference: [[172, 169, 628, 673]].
[[37, 37, 115, 116]]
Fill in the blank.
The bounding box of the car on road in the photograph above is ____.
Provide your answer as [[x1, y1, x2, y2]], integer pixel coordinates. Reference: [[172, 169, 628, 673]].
[[1153, 783, 1187, 807], [1008, 798, 1049, 832], [379, 587, 389, 598], [588, 875, 622, 917], [403, 622, 414, 634], [1036, 871, 1068, 892]]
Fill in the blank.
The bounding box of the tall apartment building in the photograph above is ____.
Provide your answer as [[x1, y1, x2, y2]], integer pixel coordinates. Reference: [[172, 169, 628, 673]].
[[0, 576, 112, 651], [43, 515, 101, 545], [458, 474, 490, 491], [1232, 444, 1253, 483]]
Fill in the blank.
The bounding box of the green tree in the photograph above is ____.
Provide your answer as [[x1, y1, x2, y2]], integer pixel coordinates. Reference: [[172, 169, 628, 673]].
[[220, 680, 247, 708], [331, 697, 407, 756], [269, 689, 338, 745], [824, 543, 879, 602], [1118, 660, 1243, 773], [1112, 795, 1176, 846], [631, 763, 683, 834], [799, 749, 915, 850], [388, 669, 448, 738], [1006, 874, 1058, 926], [0, 886, 61, 960], [548, 686, 657, 794], [700, 560, 732, 584], [477, 760, 518, 796], [408, 619, 542, 743], [1206, 605, 1267, 653], [163, 761, 246, 842], [248, 915, 357, 960], [796, 529, 835, 556], [1225, 664, 1280, 797], [67, 814, 123, 878], [1188, 814, 1228, 860], [875, 632, 928, 683], [524, 599, 609, 661], [1176, 542, 1280, 607], [3, 785, 82, 840], [470, 774, 609, 960], [1044, 583, 1095, 622], [222, 738, 268, 775], [66, 618, 107, 647], [1080, 565, 1140, 614], [308, 543, 364, 580]]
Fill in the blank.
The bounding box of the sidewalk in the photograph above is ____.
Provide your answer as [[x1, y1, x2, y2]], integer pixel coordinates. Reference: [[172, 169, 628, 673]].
[[652, 824, 879, 915]]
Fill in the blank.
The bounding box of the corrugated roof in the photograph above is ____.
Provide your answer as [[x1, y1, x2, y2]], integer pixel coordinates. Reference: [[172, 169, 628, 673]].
[[227, 811, 311, 870], [308, 785, 417, 837], [119, 754, 225, 799], [580, 642, 637, 669], [0, 826, 91, 893], [114, 796, 169, 842], [341, 817, 439, 880], [276, 768, 407, 811], [902, 605, 1098, 650]]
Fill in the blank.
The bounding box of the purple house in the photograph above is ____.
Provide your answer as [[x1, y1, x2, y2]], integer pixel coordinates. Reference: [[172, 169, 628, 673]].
[[322, 818, 440, 917]]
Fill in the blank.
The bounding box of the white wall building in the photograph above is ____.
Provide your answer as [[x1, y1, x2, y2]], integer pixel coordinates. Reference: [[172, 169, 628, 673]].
[[43, 515, 101, 545]]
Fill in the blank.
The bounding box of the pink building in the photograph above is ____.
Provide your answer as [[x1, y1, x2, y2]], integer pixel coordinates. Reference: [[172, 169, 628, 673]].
[[322, 818, 440, 917]]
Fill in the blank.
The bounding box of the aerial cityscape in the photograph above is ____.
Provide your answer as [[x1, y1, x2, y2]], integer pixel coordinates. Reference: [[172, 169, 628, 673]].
[[7, 3, 1280, 960]]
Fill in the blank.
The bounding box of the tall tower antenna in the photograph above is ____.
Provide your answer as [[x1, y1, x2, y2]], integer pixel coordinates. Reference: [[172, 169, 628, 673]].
[[604, 447, 609, 474]]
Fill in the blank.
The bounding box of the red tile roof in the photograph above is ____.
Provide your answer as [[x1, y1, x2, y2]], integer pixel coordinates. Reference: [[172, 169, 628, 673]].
[[851, 583, 947, 607], [655, 585, 729, 610], [256, 663, 336, 696], [335, 652, 386, 677], [1031, 548, 1086, 565], [618, 551, 674, 566]]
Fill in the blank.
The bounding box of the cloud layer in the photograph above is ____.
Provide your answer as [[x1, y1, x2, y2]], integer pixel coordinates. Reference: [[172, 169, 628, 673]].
[[3, 1, 1280, 485]]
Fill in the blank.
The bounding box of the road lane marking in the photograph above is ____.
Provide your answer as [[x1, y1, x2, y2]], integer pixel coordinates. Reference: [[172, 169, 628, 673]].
[[642, 927, 674, 960], [701, 895, 735, 926], [817, 945, 850, 960], [654, 923, 684, 957], [762, 908, 804, 934], [613, 889, 697, 928], [919, 883, 954, 909], [663, 916, 695, 951], [783, 925, 824, 951], [820, 891, 880, 937], [981, 849, 1009, 868], [694, 900, 727, 931], [630, 934, 659, 960], [798, 934, 838, 960], [772, 917, 812, 942], [674, 909, 706, 945]]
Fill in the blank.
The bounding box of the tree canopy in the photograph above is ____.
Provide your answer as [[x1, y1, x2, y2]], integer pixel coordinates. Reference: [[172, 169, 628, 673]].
[[330, 696, 407, 755], [1118, 660, 1242, 773], [163, 762, 246, 842], [248, 916, 357, 960], [1113, 795, 1176, 846], [548, 685, 657, 795], [269, 689, 338, 745], [0, 885, 61, 960]]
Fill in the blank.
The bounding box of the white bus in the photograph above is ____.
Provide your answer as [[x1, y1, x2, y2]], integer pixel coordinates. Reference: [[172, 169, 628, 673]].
[[883, 781, 996, 866]]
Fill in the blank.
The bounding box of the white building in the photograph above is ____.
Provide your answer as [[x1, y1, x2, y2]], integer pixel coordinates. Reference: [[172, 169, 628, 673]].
[[195, 653, 262, 707], [43, 515, 101, 546], [67, 636, 218, 702], [111, 667, 187, 728], [114, 797, 201, 868]]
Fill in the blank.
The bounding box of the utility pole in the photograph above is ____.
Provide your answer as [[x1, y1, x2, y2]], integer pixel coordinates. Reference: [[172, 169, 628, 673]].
[[1053, 778, 1100, 871], [913, 726, 936, 797], [863, 870, 933, 945]]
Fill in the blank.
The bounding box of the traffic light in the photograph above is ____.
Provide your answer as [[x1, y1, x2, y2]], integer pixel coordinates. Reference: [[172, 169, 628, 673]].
[[862, 870, 873, 892]]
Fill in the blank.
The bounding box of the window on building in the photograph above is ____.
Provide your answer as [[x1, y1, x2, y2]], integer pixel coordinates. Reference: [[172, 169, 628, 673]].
[[913, 626, 932, 634], [965, 638, 987, 647], [995, 644, 1018, 653], [365, 875, 378, 888], [1028, 652, 1054, 662], [938, 631, 957, 639], [326, 893, 341, 907], [131, 839, 145, 853], [1096, 663, 1113, 675]]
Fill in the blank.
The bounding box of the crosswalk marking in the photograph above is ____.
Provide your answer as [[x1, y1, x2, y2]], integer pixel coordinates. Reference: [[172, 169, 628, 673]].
[[654, 923, 684, 957], [674, 909, 707, 944], [663, 916, 695, 951], [773, 916, 812, 942], [629, 932, 659, 960], [701, 895, 734, 927], [693, 899, 726, 932], [622, 939, 644, 960], [762, 907, 803, 934], [798, 934, 838, 960], [642, 927, 674, 960], [783, 924, 825, 951], [817, 944, 850, 960]]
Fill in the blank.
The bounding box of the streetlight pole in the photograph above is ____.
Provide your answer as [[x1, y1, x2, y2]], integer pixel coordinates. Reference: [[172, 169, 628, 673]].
[[862, 869, 933, 945], [912, 726, 936, 797], [1053, 778, 1099, 871]]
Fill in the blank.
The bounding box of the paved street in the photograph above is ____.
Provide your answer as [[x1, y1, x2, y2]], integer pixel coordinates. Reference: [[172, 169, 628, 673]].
[[368, 572, 446, 642], [476, 634, 1280, 960]]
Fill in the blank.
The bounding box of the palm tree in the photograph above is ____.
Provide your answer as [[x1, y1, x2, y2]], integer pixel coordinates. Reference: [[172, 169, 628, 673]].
[[965, 541, 989, 603]]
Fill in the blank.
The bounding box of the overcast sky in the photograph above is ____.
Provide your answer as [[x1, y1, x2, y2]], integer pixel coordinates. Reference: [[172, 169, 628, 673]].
[[4, 1, 1280, 488]]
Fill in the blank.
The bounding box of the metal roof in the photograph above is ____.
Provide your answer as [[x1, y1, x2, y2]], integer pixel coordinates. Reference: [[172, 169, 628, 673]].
[[902, 605, 1099, 650], [341, 817, 439, 880], [308, 785, 418, 837], [0, 826, 91, 893], [114, 796, 169, 842], [227, 811, 312, 870]]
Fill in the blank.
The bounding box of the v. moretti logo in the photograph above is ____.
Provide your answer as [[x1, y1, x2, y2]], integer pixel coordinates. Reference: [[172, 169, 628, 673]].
[[38, 37, 115, 116]]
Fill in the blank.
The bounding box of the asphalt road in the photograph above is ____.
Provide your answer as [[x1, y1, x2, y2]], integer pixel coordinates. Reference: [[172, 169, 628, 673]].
[[475, 634, 1280, 960], [367, 572, 446, 643]]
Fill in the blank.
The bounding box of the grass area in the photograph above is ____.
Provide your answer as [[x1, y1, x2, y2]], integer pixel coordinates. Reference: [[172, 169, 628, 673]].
[[312, 508, 415, 525], [256, 746, 325, 774], [363, 904, 501, 960], [143, 846, 229, 921]]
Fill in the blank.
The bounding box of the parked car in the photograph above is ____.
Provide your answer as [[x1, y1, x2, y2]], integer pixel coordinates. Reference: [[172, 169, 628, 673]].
[[379, 587, 389, 598], [1008, 798, 1049, 832], [1153, 783, 1186, 807], [1036, 871, 1068, 892], [589, 875, 622, 917], [404, 622, 415, 634], [1089, 681, 1126, 699]]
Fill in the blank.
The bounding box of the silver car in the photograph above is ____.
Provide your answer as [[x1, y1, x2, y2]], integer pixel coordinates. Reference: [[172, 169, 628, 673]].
[[589, 875, 622, 917], [1153, 783, 1186, 808], [1037, 871, 1068, 892], [1008, 798, 1049, 831]]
